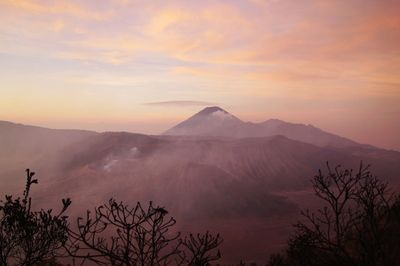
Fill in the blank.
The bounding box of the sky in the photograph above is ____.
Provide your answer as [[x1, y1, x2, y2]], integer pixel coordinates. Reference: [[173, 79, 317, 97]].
[[0, 0, 399, 150]]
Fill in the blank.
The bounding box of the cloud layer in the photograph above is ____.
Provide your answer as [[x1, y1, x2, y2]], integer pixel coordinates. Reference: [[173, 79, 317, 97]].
[[145, 101, 216, 107]]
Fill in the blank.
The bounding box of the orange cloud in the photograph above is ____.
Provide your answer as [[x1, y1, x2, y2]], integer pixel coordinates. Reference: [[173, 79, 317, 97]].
[[4, 0, 113, 20]]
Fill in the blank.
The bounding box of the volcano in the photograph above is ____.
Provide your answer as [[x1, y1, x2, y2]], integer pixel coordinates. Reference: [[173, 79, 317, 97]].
[[165, 106, 364, 148]]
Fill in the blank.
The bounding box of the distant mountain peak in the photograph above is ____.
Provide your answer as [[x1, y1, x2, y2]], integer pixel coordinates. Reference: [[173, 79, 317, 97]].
[[164, 106, 361, 148], [196, 106, 228, 116], [193, 106, 238, 121], [163, 106, 242, 136]]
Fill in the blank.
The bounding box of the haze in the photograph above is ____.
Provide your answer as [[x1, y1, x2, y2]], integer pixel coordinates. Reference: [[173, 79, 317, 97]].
[[0, 0, 399, 150]]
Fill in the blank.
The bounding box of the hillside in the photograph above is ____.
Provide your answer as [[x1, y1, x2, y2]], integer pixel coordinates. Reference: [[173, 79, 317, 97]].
[[164, 106, 366, 148]]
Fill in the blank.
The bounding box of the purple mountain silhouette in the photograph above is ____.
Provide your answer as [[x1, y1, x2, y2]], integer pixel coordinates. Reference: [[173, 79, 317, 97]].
[[164, 106, 362, 148]]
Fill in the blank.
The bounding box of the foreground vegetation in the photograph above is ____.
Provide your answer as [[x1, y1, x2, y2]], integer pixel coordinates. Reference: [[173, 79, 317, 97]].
[[267, 163, 400, 266], [1, 163, 399, 265], [0, 170, 222, 266]]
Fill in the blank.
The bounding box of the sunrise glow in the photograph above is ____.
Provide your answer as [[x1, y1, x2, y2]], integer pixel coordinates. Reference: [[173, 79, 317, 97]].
[[1, 0, 399, 150]]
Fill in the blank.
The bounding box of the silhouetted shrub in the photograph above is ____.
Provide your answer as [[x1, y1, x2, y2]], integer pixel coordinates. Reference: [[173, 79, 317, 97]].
[[66, 199, 222, 265], [66, 200, 182, 265], [1, 169, 224, 265], [0, 169, 71, 265], [271, 162, 400, 266], [181, 231, 223, 265]]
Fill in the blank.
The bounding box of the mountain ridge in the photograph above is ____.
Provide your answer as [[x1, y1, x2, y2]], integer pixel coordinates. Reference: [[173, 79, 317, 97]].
[[164, 106, 367, 149]]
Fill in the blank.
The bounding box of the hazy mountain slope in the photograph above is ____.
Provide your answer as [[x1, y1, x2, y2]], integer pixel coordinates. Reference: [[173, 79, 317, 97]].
[[0, 121, 96, 156], [0, 121, 97, 191], [31, 132, 400, 263], [48, 133, 302, 217], [35, 132, 400, 216], [164, 106, 364, 148]]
